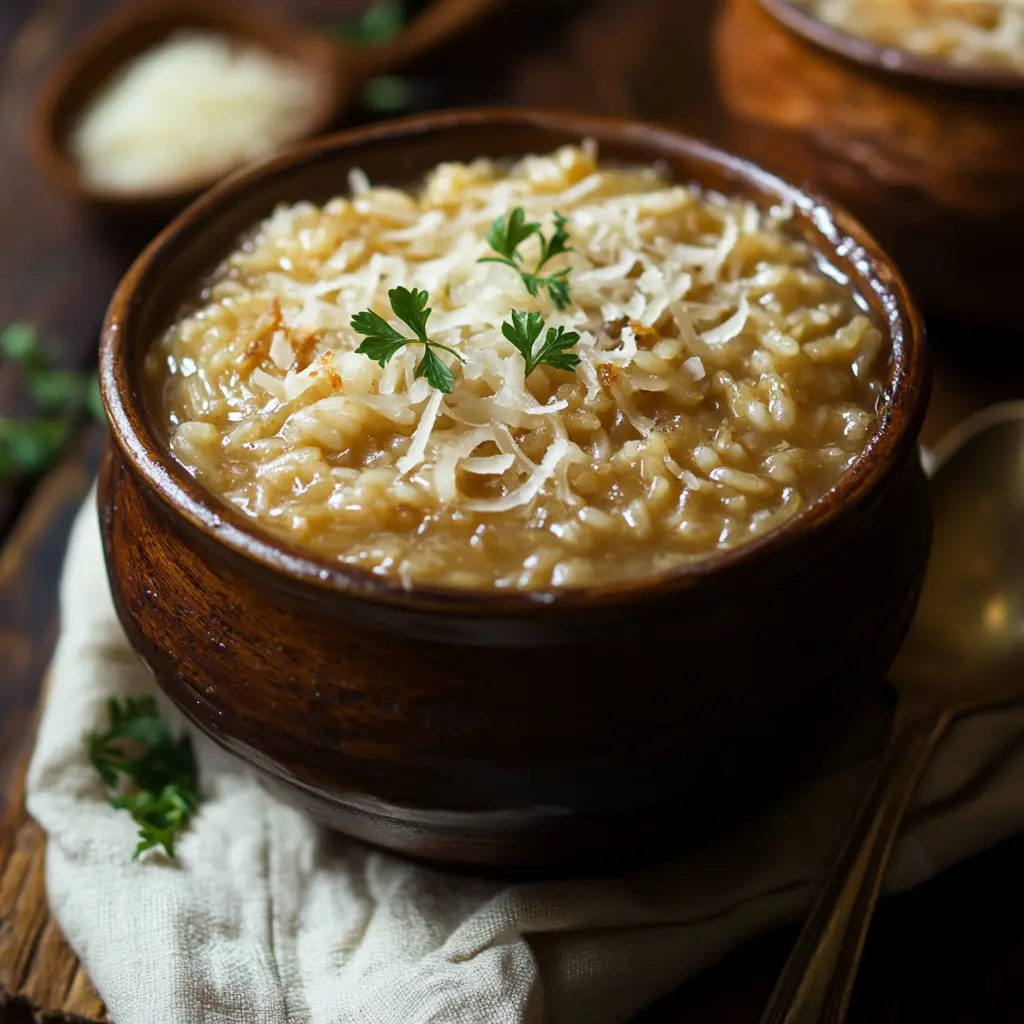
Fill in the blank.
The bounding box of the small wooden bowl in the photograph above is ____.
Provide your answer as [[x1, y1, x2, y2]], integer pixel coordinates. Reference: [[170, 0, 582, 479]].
[[98, 108, 931, 870], [714, 0, 1024, 334], [31, 2, 337, 223], [760, 0, 1024, 91], [30, 0, 501, 223]]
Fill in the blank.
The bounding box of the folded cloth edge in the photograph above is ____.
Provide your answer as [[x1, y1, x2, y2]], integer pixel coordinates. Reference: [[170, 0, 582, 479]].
[[24, 485, 1024, 1024]]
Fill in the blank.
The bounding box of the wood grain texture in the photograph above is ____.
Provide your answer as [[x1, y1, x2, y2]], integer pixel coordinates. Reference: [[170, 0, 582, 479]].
[[0, 741, 107, 1024], [0, 426, 107, 1023]]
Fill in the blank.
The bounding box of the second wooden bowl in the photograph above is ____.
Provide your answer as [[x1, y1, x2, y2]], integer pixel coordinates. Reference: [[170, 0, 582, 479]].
[[98, 108, 931, 870], [715, 0, 1024, 336]]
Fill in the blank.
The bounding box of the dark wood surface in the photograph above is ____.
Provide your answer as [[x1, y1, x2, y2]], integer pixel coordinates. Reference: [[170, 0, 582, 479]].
[[3, 0, 1024, 1020]]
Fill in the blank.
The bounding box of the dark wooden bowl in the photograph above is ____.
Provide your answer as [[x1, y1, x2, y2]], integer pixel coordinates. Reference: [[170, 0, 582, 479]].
[[714, 0, 1024, 334], [97, 108, 931, 870]]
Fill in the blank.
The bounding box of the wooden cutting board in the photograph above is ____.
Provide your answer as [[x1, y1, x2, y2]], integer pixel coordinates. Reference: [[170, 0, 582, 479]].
[[0, 732, 107, 1024]]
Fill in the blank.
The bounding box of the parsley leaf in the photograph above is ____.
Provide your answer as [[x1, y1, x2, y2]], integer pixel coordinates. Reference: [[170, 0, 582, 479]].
[[388, 285, 431, 341], [349, 310, 409, 365], [352, 286, 463, 394], [29, 369, 88, 412], [501, 309, 581, 377], [1, 321, 46, 371], [536, 212, 572, 270], [479, 209, 575, 310], [363, 74, 414, 113], [416, 347, 455, 393], [86, 696, 200, 860], [328, 0, 405, 44], [0, 418, 69, 476], [484, 207, 541, 264], [0, 322, 105, 483]]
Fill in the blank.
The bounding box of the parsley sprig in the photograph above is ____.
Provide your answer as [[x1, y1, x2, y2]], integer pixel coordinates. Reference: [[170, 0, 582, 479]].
[[0, 322, 103, 482], [86, 697, 200, 860], [329, 0, 405, 44], [479, 208, 574, 310], [352, 286, 464, 394], [502, 309, 581, 377]]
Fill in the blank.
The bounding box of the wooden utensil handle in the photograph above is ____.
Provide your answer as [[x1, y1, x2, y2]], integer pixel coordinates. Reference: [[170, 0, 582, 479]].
[[759, 698, 953, 1024], [344, 0, 504, 85]]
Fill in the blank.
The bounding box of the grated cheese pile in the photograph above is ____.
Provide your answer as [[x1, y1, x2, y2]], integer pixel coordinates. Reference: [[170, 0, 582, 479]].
[[793, 0, 1024, 71], [70, 31, 316, 193], [147, 145, 888, 590]]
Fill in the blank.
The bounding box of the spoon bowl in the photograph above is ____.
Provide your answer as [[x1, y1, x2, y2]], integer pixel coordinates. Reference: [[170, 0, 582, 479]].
[[31, 0, 500, 220], [892, 406, 1024, 707], [763, 402, 1024, 1024]]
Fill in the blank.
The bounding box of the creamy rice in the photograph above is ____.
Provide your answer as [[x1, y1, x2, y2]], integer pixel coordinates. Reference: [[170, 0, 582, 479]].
[[792, 0, 1024, 71], [146, 146, 889, 590]]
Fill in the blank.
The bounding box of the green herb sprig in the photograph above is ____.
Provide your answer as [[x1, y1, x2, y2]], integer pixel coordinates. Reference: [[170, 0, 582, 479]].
[[86, 697, 200, 860], [479, 208, 574, 310], [329, 0, 405, 43], [324, 0, 413, 115], [502, 309, 581, 377], [0, 322, 103, 483], [352, 286, 464, 394]]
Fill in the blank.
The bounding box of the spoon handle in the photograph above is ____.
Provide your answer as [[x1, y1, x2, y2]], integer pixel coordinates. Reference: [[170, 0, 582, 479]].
[[759, 698, 953, 1024], [343, 0, 504, 86]]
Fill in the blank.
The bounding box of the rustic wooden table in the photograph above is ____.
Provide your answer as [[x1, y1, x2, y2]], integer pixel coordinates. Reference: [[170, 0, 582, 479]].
[[3, 0, 1024, 1021]]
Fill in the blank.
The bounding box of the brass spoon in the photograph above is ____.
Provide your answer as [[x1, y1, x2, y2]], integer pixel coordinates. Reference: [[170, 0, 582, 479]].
[[761, 402, 1024, 1024], [31, 0, 502, 219]]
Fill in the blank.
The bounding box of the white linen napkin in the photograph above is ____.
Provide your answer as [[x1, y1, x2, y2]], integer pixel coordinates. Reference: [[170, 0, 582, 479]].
[[26, 489, 1024, 1024]]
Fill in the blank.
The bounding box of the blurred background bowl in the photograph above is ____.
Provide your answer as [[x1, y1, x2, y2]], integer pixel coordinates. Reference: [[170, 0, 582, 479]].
[[714, 0, 1024, 336]]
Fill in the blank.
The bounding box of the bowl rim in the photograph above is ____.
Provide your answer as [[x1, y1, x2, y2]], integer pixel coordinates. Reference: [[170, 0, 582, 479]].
[[100, 106, 929, 616], [756, 0, 1024, 92]]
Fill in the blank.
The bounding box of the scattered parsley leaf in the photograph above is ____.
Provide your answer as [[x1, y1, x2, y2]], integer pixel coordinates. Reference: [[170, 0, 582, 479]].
[[0, 322, 108, 483], [1, 322, 46, 371], [352, 286, 463, 394], [479, 208, 575, 310], [0, 418, 69, 474], [501, 309, 581, 377], [363, 74, 414, 113], [29, 369, 87, 412], [327, 0, 405, 44], [86, 696, 200, 860]]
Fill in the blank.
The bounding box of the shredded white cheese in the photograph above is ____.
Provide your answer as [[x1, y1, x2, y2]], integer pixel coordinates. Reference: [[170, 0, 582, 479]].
[[213, 151, 778, 514], [701, 296, 751, 346], [397, 389, 444, 476], [463, 437, 572, 513], [151, 145, 887, 589], [70, 31, 316, 192]]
